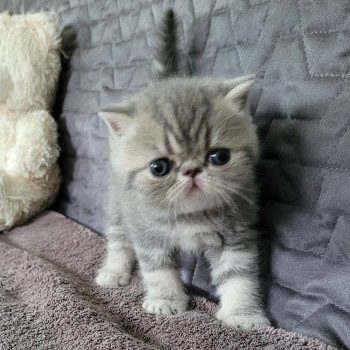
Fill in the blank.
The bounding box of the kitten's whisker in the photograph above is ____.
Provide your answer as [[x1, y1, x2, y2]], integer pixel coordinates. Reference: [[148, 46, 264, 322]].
[[215, 125, 242, 136], [218, 181, 255, 206], [214, 113, 240, 130], [202, 178, 237, 210], [227, 181, 256, 193], [208, 178, 253, 198]]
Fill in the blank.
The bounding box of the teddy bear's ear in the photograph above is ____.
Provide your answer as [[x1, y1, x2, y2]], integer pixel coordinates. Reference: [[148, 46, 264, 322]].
[[0, 64, 13, 102], [28, 12, 61, 51], [99, 103, 135, 137]]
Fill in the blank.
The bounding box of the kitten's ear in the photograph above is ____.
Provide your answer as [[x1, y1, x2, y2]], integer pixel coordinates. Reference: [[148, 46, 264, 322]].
[[222, 75, 255, 113], [99, 103, 134, 137]]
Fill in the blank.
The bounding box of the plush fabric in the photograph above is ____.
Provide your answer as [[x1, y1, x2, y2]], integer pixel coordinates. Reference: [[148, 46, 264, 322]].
[[0, 211, 337, 350], [0, 12, 61, 230], [1, 0, 350, 348]]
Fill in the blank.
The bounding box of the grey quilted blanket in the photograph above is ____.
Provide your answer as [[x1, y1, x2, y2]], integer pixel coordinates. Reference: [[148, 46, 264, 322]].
[[1, 0, 350, 348]]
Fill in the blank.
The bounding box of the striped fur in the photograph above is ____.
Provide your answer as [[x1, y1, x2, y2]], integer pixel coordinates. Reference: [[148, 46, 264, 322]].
[[96, 11, 270, 330]]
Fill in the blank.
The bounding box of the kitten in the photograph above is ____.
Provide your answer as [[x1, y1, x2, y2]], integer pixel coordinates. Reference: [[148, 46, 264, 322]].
[[96, 10, 270, 330]]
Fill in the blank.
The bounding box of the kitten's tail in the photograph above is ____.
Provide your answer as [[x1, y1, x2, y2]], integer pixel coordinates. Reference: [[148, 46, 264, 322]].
[[153, 9, 180, 80]]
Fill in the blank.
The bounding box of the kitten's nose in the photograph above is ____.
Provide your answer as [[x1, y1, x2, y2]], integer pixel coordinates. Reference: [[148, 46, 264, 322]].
[[182, 167, 202, 178]]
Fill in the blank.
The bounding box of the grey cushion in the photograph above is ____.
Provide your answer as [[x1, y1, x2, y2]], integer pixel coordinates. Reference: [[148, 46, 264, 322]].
[[2, 1, 349, 348]]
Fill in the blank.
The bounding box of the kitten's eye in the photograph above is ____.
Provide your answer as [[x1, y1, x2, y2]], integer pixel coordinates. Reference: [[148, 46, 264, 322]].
[[150, 158, 172, 177], [207, 149, 230, 166]]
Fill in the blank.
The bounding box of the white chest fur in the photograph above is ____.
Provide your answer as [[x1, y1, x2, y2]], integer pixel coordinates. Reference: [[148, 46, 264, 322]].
[[171, 222, 222, 252]]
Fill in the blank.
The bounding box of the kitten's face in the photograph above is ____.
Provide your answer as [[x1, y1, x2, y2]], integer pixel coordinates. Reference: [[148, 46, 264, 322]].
[[102, 77, 258, 215]]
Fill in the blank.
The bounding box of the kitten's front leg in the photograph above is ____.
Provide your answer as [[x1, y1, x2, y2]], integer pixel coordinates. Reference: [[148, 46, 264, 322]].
[[96, 225, 135, 288], [206, 246, 270, 330], [136, 245, 188, 315]]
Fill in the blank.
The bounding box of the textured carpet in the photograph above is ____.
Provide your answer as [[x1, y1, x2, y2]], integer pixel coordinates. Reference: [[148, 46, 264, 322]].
[[0, 211, 337, 350]]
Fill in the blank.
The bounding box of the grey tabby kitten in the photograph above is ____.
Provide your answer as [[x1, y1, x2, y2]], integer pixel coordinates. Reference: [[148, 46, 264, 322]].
[[96, 10, 270, 330]]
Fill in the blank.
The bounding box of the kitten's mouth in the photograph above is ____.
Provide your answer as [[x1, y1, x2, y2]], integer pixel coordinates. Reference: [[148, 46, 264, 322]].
[[185, 179, 201, 195]]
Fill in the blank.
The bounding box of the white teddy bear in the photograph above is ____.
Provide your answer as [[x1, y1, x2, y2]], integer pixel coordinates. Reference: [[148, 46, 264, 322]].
[[0, 12, 62, 231]]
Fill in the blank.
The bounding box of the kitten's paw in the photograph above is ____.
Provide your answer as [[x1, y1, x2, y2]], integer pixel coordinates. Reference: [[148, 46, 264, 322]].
[[95, 269, 131, 288], [142, 297, 187, 316], [216, 310, 271, 331]]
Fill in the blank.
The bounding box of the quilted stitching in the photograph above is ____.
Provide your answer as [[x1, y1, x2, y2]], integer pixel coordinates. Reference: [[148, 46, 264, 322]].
[[1, 0, 350, 347]]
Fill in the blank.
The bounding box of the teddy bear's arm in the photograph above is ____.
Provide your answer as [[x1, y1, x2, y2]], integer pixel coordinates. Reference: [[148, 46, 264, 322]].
[[6, 110, 60, 178]]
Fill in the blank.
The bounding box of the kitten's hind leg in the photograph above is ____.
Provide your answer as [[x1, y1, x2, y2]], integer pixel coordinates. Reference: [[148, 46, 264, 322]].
[[96, 225, 135, 288]]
